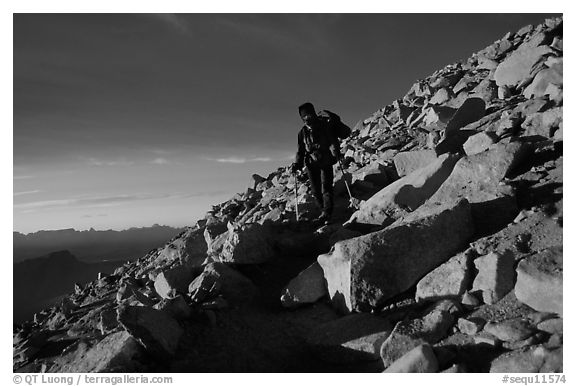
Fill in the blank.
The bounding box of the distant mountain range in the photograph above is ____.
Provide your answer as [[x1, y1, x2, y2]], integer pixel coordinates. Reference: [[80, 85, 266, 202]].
[[13, 225, 186, 264], [13, 250, 124, 323]]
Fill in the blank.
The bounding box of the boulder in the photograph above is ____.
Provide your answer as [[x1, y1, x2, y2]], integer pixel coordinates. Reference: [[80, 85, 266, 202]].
[[351, 161, 390, 188], [380, 300, 460, 368], [393, 150, 437, 177], [458, 317, 486, 335], [51, 331, 144, 372], [429, 88, 451, 105], [472, 251, 516, 305], [463, 132, 499, 156], [494, 45, 554, 88], [220, 223, 275, 264], [427, 141, 530, 235], [435, 97, 486, 155], [423, 105, 456, 127], [117, 305, 183, 358], [537, 318, 563, 335], [280, 262, 327, 308], [346, 153, 460, 226], [523, 60, 563, 99], [515, 246, 563, 316], [204, 221, 228, 254], [470, 78, 498, 103], [521, 107, 563, 139], [490, 345, 562, 373], [383, 344, 439, 373], [306, 313, 392, 364], [153, 295, 192, 321], [415, 251, 473, 302], [188, 262, 257, 305], [154, 263, 200, 299], [155, 227, 207, 268], [320, 199, 474, 313], [444, 97, 486, 137], [483, 319, 536, 342]]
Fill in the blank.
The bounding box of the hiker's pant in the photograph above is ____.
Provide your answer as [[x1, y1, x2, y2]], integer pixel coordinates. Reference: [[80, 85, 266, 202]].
[[306, 163, 334, 216]]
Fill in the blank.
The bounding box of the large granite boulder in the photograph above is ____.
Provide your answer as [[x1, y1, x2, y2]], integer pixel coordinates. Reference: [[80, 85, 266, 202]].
[[154, 263, 201, 299], [415, 250, 473, 302], [319, 199, 474, 313], [427, 141, 530, 235], [393, 150, 437, 177], [494, 45, 554, 88], [472, 251, 516, 305], [435, 97, 486, 155], [346, 153, 460, 226], [188, 262, 257, 305], [155, 226, 208, 268], [117, 305, 184, 359], [220, 223, 275, 264], [280, 262, 327, 308], [515, 246, 563, 316]]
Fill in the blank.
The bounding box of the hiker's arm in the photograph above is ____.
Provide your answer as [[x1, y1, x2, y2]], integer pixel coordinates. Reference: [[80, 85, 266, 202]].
[[293, 129, 305, 171]]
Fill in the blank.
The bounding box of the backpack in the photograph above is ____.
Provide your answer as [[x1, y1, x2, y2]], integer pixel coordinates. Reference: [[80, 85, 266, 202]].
[[317, 110, 352, 140]]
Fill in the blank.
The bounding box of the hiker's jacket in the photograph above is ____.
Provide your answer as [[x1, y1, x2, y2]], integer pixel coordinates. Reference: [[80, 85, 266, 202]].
[[294, 119, 340, 169]]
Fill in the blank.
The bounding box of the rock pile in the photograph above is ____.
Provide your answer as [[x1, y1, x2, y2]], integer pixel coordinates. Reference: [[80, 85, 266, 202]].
[[14, 17, 562, 373]]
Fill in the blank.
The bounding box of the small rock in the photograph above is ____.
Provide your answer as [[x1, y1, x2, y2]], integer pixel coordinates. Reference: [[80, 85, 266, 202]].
[[461, 291, 482, 309], [474, 333, 500, 347], [380, 300, 460, 368]]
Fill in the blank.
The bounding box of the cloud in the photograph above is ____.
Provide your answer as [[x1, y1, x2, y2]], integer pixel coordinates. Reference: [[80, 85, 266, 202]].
[[14, 190, 42, 197], [150, 157, 170, 165], [85, 157, 134, 167], [81, 213, 108, 218], [151, 14, 193, 37], [13, 175, 35, 180], [205, 156, 287, 164], [14, 190, 231, 213], [14, 193, 170, 212]]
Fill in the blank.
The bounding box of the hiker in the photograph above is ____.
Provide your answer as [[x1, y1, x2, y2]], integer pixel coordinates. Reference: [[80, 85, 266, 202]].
[[291, 102, 350, 223]]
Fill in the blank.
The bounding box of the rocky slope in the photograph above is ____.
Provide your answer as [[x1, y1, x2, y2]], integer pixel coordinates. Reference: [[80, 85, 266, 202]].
[[13, 17, 563, 373], [13, 251, 124, 324]]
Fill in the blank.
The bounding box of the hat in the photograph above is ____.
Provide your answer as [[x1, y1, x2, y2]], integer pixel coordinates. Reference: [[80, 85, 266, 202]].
[[298, 102, 316, 117]]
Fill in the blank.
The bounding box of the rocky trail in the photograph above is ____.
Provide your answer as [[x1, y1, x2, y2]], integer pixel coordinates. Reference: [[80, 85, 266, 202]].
[[14, 16, 563, 373]]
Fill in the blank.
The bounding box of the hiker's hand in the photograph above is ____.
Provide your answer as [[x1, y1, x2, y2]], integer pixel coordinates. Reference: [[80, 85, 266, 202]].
[[329, 144, 340, 159]]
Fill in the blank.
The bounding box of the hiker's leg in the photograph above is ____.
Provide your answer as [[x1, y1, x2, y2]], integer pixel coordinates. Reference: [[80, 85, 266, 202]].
[[306, 164, 323, 209], [320, 165, 334, 216]]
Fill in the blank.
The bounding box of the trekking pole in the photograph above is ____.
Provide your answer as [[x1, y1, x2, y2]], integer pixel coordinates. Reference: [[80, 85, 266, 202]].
[[293, 172, 300, 221], [337, 156, 360, 209]]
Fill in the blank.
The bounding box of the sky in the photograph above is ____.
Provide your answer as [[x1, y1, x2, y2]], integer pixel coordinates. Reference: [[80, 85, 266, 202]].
[[13, 13, 560, 233]]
